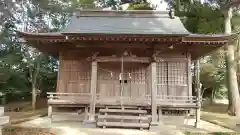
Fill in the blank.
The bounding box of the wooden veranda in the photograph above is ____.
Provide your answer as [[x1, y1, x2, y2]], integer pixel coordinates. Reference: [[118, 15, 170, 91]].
[[18, 10, 230, 129]]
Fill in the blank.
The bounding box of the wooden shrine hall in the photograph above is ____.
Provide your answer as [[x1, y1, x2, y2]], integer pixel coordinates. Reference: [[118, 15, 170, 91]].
[[18, 10, 230, 130]]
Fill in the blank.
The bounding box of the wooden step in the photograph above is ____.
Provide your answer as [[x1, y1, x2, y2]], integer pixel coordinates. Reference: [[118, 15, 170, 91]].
[[99, 109, 147, 114], [97, 122, 149, 128], [98, 115, 148, 120], [102, 106, 139, 109]]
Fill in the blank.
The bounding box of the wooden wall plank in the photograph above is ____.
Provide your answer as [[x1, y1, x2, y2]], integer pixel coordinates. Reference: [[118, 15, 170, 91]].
[[57, 52, 91, 94]]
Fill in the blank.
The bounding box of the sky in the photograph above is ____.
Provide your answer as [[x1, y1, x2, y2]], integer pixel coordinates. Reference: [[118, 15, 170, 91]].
[[148, 0, 168, 10], [120, 0, 169, 10], [148, 0, 205, 10]]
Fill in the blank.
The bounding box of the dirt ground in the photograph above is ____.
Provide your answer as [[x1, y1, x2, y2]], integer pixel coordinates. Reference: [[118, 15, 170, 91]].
[[2, 99, 239, 135], [3, 98, 47, 124]]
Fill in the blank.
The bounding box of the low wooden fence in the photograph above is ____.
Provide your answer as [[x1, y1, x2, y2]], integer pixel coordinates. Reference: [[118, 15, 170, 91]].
[[47, 92, 201, 108]]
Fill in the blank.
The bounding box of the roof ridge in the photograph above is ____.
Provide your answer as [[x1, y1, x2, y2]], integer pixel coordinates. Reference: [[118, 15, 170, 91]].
[[74, 10, 174, 18]]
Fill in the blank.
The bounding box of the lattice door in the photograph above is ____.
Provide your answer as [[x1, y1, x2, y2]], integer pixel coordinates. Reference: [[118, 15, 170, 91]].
[[97, 62, 148, 104], [167, 61, 188, 97], [97, 63, 121, 104], [156, 62, 168, 97], [156, 61, 188, 97], [126, 66, 147, 98]]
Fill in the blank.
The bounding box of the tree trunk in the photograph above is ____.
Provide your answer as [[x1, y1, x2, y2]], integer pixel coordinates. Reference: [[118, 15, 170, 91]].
[[176, 0, 180, 13], [32, 85, 37, 111], [236, 39, 240, 86], [224, 7, 240, 116], [31, 56, 41, 111], [225, 52, 233, 113], [201, 88, 207, 98], [210, 88, 215, 104]]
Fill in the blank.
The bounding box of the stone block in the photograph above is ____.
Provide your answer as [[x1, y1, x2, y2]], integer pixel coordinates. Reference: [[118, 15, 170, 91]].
[[0, 116, 9, 125], [83, 120, 96, 128], [194, 121, 202, 128], [0, 107, 4, 117], [149, 121, 159, 132]]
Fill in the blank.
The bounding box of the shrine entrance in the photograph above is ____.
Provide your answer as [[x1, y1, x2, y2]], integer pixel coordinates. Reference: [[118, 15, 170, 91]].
[[96, 56, 150, 105]]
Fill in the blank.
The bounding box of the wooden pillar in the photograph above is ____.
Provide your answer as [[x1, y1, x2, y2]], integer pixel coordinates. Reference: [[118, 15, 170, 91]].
[[187, 53, 194, 115], [158, 107, 162, 122], [151, 62, 157, 124], [56, 52, 61, 92], [194, 60, 201, 128], [84, 106, 89, 120], [187, 53, 192, 97], [89, 61, 97, 121]]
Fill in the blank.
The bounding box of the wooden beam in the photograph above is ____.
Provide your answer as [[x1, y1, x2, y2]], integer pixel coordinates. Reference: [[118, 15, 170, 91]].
[[89, 61, 97, 121], [99, 109, 147, 114], [74, 42, 155, 49], [96, 56, 151, 63]]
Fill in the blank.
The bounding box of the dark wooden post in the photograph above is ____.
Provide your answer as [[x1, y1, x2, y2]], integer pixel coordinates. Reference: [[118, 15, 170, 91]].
[[89, 61, 97, 121], [194, 60, 201, 128], [150, 61, 158, 128]]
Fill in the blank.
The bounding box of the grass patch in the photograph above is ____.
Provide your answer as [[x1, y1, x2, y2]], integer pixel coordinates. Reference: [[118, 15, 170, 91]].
[[201, 103, 239, 131], [185, 132, 240, 135], [2, 126, 63, 135], [3, 98, 48, 124], [202, 103, 228, 114], [7, 108, 48, 124]]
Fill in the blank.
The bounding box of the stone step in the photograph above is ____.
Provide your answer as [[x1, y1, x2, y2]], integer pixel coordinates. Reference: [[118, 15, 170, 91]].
[[99, 109, 147, 114], [97, 121, 149, 128]]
